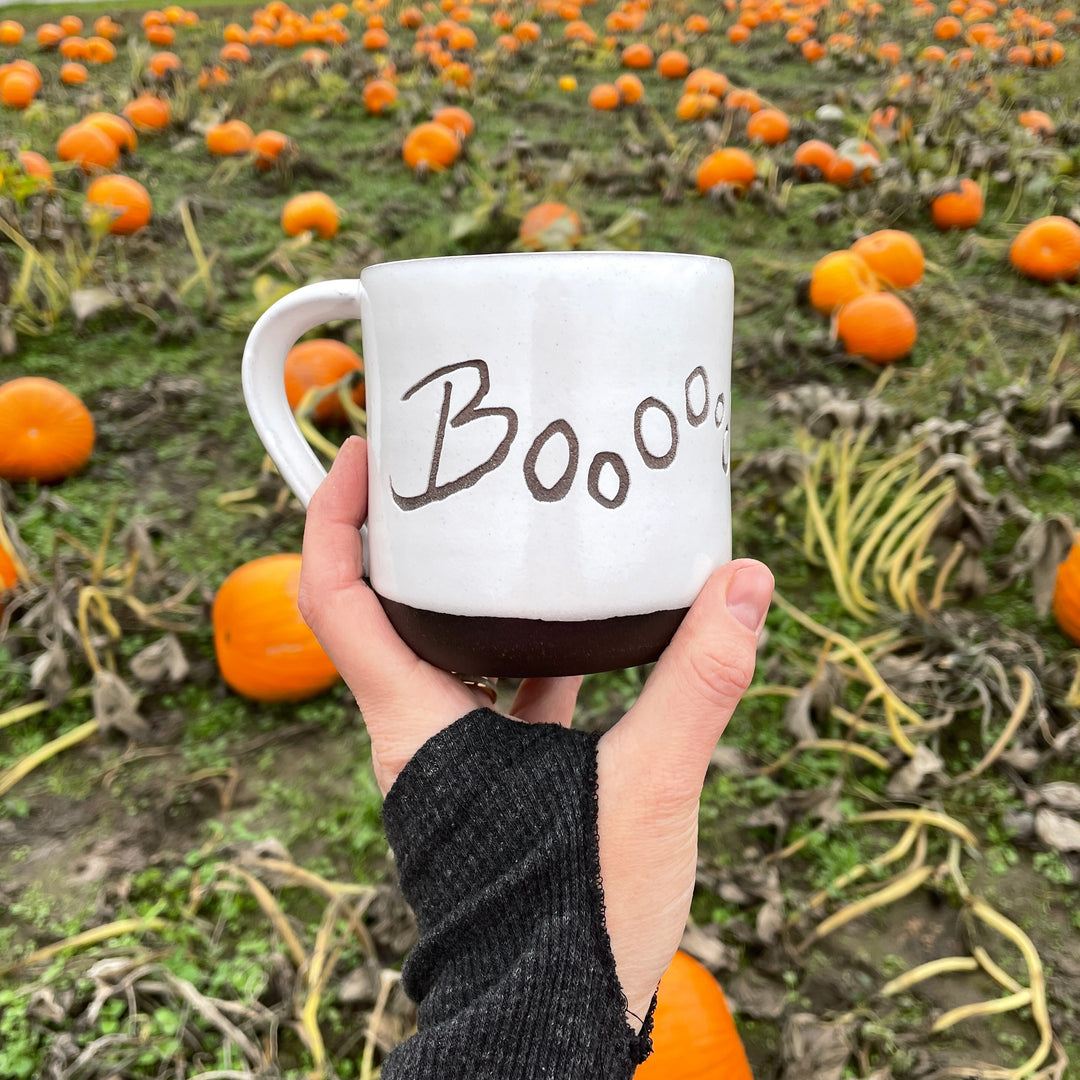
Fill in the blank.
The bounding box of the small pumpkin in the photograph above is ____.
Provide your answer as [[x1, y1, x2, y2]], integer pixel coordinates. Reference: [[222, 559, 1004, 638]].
[[123, 94, 171, 131], [85, 174, 153, 235], [252, 129, 294, 170], [0, 377, 95, 483], [206, 119, 255, 156], [850, 229, 925, 289], [746, 107, 790, 146], [402, 120, 461, 171], [696, 147, 756, 194], [281, 191, 340, 239], [518, 202, 583, 251], [634, 951, 753, 1080], [1009, 216, 1080, 283], [930, 177, 983, 230], [56, 122, 120, 174], [836, 292, 918, 364], [285, 339, 365, 424], [1053, 537, 1080, 645], [212, 553, 341, 703], [792, 139, 837, 181], [808, 250, 879, 315]]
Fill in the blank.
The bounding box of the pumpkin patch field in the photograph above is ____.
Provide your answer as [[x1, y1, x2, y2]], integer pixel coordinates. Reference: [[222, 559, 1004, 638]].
[[3, 0, 1080, 1074]]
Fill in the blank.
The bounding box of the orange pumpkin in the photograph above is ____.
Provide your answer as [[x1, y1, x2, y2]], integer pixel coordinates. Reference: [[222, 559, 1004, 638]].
[[85, 174, 153, 235], [206, 119, 255, 156], [285, 339, 365, 424], [850, 229, 925, 289], [123, 94, 171, 131], [0, 543, 17, 612], [696, 148, 756, 193], [83, 112, 138, 153], [280, 191, 340, 239], [519, 202, 583, 251], [212, 554, 341, 702], [402, 120, 461, 171], [930, 177, 983, 230], [56, 123, 120, 174], [1053, 537, 1080, 645], [836, 292, 918, 364], [808, 250, 879, 315], [252, 129, 294, 170], [1009, 216, 1080, 283], [0, 377, 95, 484], [634, 951, 753, 1080]]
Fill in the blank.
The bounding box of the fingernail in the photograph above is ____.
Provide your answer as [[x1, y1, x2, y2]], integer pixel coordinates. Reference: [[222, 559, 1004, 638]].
[[726, 563, 774, 635]]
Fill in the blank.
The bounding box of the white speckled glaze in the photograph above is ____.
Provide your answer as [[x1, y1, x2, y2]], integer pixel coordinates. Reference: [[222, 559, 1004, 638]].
[[243, 251, 733, 621]]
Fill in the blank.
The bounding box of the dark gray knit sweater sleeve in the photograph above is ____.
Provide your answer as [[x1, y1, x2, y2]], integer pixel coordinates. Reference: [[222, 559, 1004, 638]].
[[379, 707, 656, 1078]]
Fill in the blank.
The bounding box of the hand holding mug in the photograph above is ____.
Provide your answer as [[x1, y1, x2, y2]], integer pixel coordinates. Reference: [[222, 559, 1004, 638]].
[[298, 435, 773, 1027]]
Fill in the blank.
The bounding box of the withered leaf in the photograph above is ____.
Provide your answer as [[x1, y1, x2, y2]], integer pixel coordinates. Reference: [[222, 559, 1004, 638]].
[[130, 634, 189, 684], [709, 745, 753, 776], [1034, 807, 1080, 853], [728, 968, 787, 1020], [782, 1013, 855, 1080], [1036, 782, 1080, 813], [679, 920, 740, 973], [29, 639, 72, 707], [886, 745, 945, 797], [1009, 515, 1077, 615], [70, 287, 120, 324], [92, 670, 149, 740]]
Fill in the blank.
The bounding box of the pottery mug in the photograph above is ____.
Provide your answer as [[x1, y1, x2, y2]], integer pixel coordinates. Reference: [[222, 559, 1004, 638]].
[[242, 250, 734, 677]]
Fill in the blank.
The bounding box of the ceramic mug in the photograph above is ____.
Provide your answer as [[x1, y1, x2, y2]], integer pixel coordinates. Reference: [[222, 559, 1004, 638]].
[[242, 250, 734, 677]]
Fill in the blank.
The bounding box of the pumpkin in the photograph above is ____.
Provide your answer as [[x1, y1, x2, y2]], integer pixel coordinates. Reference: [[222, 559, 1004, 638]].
[[808, 250, 878, 314], [148, 50, 182, 78], [19, 150, 54, 190], [212, 554, 341, 703], [0, 377, 95, 484], [252, 129, 294, 170], [621, 42, 654, 69], [684, 68, 728, 98], [123, 94, 171, 131], [589, 83, 622, 110], [0, 543, 17, 612], [519, 202, 583, 251], [1009, 216, 1080, 283], [696, 148, 756, 194], [792, 139, 837, 181], [746, 107, 790, 146], [56, 123, 120, 174], [363, 78, 398, 115], [36, 23, 65, 48], [0, 19, 24, 45], [850, 229, 925, 289], [85, 174, 153, 235], [676, 92, 719, 121], [84, 112, 138, 153], [1053, 537, 1080, 645], [285, 339, 365, 424], [0, 66, 37, 109], [59, 62, 88, 85], [432, 105, 474, 139], [634, 951, 753, 1080], [206, 119, 255, 156], [930, 178, 983, 230], [657, 49, 690, 79], [281, 191, 340, 239], [614, 74, 644, 105], [836, 292, 918, 364], [402, 120, 461, 170]]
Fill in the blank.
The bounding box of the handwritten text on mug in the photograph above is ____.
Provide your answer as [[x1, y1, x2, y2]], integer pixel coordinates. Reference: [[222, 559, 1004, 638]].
[[390, 359, 729, 511]]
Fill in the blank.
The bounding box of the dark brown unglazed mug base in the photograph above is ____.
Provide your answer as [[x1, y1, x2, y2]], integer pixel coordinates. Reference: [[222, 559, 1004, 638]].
[[376, 595, 691, 677]]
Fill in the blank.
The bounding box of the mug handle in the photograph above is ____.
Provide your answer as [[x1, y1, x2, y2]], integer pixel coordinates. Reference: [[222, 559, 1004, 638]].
[[241, 278, 365, 508]]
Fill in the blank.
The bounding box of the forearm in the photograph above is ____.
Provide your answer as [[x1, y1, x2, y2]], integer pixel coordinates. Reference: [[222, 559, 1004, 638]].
[[379, 708, 656, 1079]]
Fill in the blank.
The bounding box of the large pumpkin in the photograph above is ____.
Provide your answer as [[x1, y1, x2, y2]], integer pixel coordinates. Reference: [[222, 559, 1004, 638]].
[[0, 377, 95, 483], [212, 554, 341, 702], [1053, 536, 1080, 645], [635, 951, 753, 1080]]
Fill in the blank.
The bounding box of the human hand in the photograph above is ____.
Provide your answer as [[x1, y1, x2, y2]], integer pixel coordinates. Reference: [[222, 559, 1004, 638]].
[[298, 435, 772, 1030]]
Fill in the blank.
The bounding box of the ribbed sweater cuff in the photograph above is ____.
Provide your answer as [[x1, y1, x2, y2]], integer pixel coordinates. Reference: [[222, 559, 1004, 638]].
[[380, 708, 656, 1079]]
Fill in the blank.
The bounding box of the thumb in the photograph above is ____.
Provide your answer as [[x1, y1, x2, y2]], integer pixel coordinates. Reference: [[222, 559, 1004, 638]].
[[613, 559, 772, 794]]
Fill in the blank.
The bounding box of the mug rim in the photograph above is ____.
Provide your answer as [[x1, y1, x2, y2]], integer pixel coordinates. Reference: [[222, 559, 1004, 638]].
[[360, 248, 730, 281]]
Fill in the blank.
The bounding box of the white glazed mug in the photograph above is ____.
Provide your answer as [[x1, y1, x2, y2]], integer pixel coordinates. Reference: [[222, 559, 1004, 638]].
[[242, 250, 734, 677]]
